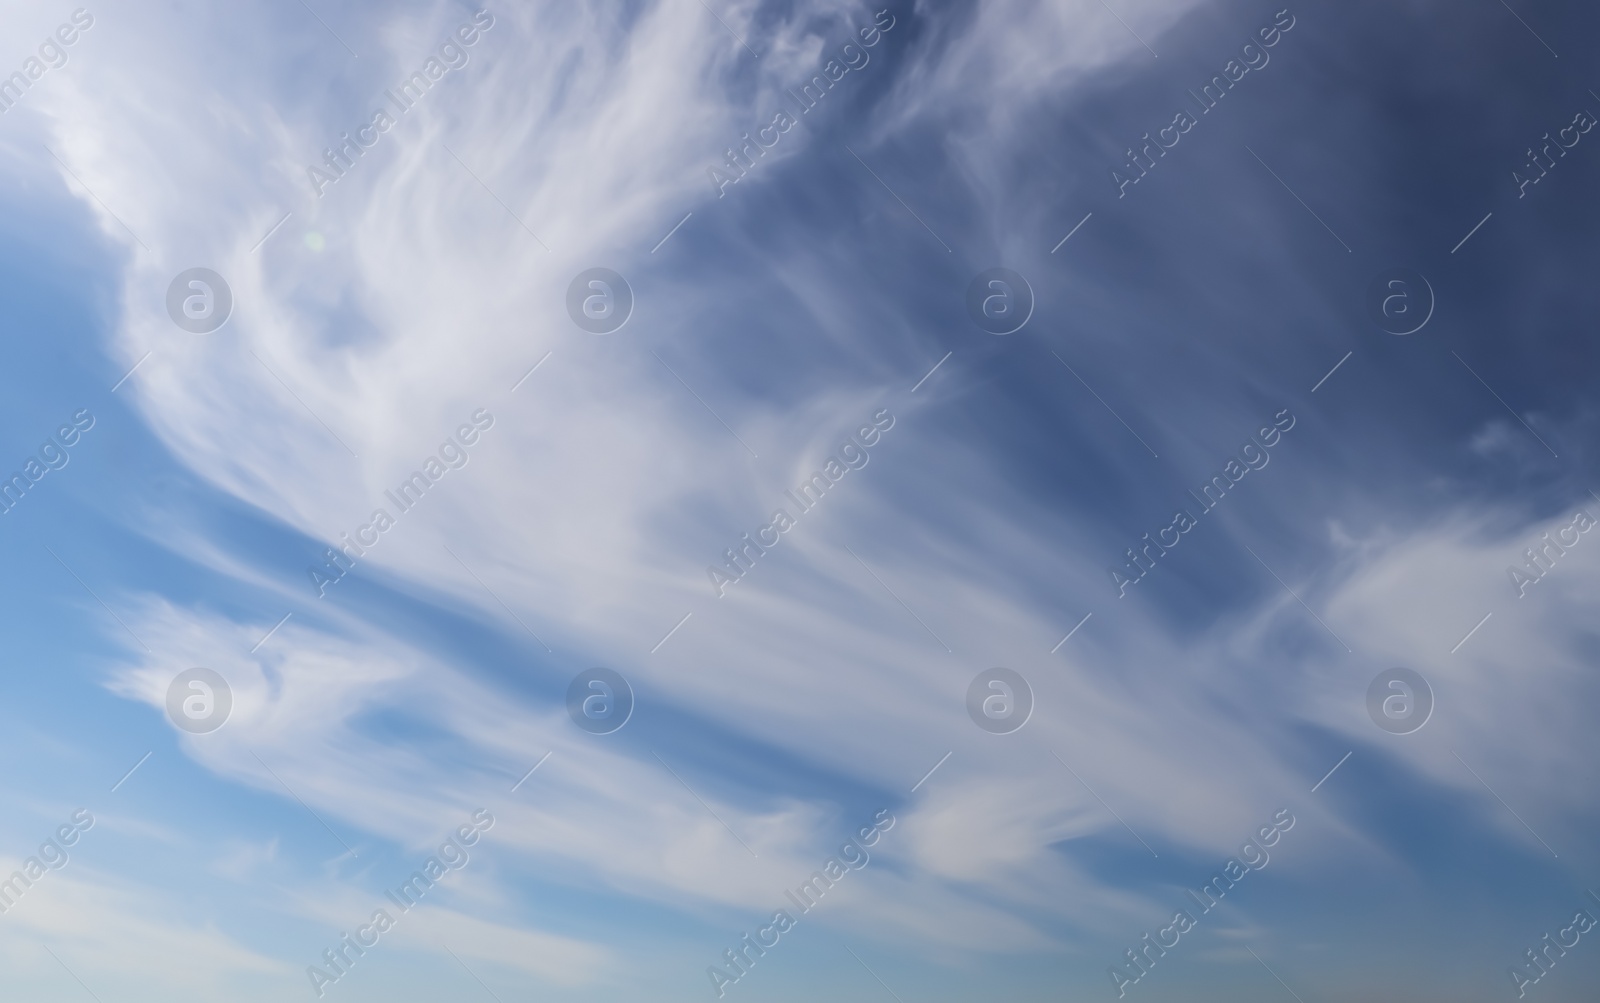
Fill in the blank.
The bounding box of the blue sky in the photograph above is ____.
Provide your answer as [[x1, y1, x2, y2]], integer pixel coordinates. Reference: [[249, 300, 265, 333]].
[[2, 0, 1600, 1000]]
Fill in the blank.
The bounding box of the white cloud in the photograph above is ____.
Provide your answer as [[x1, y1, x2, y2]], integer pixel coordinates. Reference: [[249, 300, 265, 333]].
[[0, 864, 287, 996], [27, 0, 1589, 993]]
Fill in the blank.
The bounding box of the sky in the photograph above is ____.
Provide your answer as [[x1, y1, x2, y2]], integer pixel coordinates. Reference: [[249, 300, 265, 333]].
[[1, 0, 1599, 1000]]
